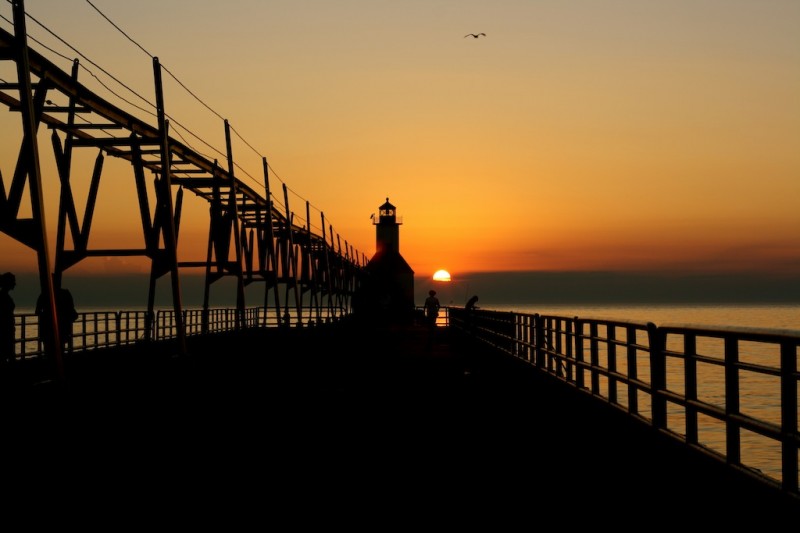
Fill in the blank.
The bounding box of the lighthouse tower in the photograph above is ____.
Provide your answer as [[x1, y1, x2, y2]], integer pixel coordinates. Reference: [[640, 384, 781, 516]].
[[361, 198, 415, 323], [375, 197, 400, 254]]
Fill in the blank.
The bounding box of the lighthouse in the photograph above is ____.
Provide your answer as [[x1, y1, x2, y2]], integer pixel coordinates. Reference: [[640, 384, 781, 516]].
[[360, 198, 415, 323], [375, 197, 400, 254]]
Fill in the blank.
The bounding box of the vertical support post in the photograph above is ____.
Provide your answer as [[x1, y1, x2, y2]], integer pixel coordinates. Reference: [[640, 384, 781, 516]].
[[282, 184, 302, 326], [52, 59, 81, 281], [152, 56, 186, 354], [332, 228, 344, 314], [261, 157, 281, 326], [304, 200, 320, 324], [223, 120, 246, 329], [201, 160, 222, 335], [12, 0, 63, 380], [320, 212, 334, 322], [340, 236, 352, 312], [201, 204, 213, 336]]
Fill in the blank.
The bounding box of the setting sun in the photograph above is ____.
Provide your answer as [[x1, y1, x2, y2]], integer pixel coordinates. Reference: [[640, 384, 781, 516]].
[[432, 270, 451, 282]]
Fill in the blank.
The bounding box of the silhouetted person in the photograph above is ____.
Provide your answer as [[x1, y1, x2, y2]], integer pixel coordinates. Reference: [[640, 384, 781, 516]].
[[465, 294, 479, 334], [0, 272, 16, 368], [36, 286, 78, 356], [424, 289, 440, 329]]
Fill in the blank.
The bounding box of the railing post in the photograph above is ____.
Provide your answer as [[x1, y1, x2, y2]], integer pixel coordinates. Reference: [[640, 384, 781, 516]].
[[607, 325, 617, 405], [626, 325, 640, 417], [589, 322, 600, 395], [147, 310, 155, 342], [780, 340, 799, 493], [574, 317, 585, 389], [509, 312, 517, 356], [683, 332, 698, 444], [533, 313, 544, 368], [564, 319, 574, 380], [647, 322, 667, 430], [724, 336, 742, 467], [553, 318, 562, 376], [518, 314, 529, 362], [115, 311, 121, 347]]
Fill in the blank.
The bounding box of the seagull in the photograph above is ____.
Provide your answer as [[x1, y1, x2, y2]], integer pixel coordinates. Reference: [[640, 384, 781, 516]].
[[464, 33, 486, 39]]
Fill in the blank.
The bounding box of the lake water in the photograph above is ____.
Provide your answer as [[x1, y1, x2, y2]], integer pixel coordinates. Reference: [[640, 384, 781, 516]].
[[479, 302, 800, 333]]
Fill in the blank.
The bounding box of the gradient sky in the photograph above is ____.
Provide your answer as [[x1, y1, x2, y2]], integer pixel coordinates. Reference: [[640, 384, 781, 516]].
[[1, 0, 798, 283]]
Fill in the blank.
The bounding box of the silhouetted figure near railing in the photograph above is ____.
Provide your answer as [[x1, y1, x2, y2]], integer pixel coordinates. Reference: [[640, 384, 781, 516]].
[[36, 286, 78, 356], [465, 294, 479, 334], [424, 290, 440, 329], [0, 272, 16, 370]]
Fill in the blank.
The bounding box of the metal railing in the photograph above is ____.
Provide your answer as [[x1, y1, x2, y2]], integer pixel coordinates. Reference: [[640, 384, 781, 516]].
[[10, 305, 348, 359], [447, 306, 800, 502]]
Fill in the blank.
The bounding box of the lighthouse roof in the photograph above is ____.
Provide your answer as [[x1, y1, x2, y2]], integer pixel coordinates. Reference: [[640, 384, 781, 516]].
[[366, 249, 414, 275]]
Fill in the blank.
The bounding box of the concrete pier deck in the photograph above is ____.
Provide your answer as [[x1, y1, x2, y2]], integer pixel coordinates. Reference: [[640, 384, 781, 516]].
[[5, 321, 798, 526]]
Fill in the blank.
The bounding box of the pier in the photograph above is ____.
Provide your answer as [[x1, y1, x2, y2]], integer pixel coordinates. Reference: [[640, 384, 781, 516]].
[[5, 312, 799, 524]]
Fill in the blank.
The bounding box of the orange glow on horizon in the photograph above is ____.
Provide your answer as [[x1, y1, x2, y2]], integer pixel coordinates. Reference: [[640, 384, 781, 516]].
[[0, 2, 798, 283]]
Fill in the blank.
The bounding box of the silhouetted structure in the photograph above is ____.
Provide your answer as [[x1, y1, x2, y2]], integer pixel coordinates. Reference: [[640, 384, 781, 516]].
[[424, 289, 440, 328], [361, 198, 415, 324], [0, 272, 16, 367], [36, 286, 77, 356], [0, 7, 363, 355]]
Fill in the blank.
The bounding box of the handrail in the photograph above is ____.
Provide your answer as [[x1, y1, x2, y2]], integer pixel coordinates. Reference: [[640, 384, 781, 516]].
[[9, 305, 349, 359], [447, 306, 800, 503]]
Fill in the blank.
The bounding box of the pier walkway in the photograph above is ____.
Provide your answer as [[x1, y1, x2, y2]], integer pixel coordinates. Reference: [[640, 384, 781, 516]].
[[5, 320, 799, 527]]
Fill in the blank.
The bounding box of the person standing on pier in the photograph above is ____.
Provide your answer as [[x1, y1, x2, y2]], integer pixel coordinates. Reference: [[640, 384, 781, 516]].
[[464, 294, 479, 333], [36, 285, 78, 356], [0, 272, 16, 368], [424, 290, 440, 329]]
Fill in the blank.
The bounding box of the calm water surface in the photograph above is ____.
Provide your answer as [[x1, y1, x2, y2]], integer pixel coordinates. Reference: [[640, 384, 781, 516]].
[[484, 303, 800, 333]]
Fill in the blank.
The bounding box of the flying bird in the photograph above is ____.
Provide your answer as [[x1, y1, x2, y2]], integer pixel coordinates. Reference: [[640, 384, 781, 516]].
[[464, 33, 486, 39]]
